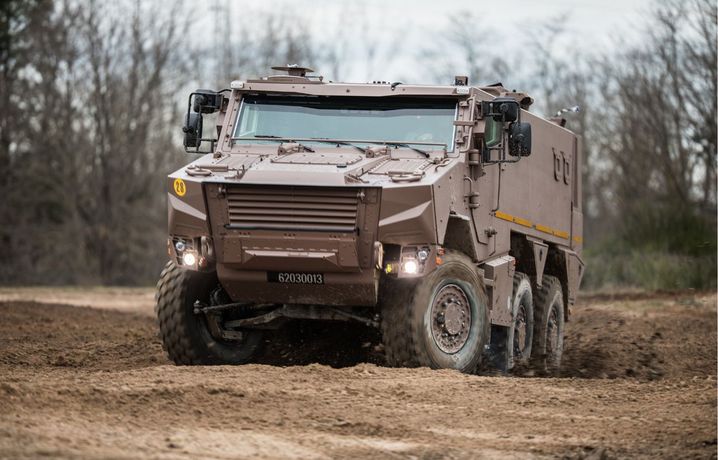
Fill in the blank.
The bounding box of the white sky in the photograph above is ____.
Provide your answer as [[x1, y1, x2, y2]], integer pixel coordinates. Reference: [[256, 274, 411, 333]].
[[237, 0, 654, 81]]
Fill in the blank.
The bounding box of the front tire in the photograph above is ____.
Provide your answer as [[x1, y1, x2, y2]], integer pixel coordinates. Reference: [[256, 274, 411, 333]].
[[155, 261, 262, 365], [380, 251, 490, 373]]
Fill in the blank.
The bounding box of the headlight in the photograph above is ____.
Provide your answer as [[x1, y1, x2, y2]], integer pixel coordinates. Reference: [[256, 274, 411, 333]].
[[172, 236, 213, 270], [402, 259, 419, 274], [182, 252, 197, 266], [387, 245, 435, 276]]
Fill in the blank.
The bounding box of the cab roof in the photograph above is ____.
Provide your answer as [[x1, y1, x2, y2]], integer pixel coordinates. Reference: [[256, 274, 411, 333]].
[[231, 67, 533, 107]]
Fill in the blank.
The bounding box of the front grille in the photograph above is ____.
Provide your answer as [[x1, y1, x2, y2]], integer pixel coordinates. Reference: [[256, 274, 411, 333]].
[[226, 186, 360, 232]]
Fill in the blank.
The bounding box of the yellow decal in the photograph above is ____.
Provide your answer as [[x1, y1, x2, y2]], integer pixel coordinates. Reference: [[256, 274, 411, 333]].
[[173, 178, 187, 197]]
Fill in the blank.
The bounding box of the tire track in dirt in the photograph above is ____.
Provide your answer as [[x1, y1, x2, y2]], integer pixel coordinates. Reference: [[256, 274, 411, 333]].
[[0, 292, 715, 459]]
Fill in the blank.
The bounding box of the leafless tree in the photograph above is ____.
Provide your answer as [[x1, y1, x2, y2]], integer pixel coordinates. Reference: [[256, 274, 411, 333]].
[[418, 11, 509, 86], [0, 0, 714, 287], [1, 0, 188, 284]]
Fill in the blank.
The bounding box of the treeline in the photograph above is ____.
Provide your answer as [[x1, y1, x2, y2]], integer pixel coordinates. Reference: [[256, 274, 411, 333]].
[[0, 0, 186, 284], [0, 0, 715, 288], [582, 0, 717, 289]]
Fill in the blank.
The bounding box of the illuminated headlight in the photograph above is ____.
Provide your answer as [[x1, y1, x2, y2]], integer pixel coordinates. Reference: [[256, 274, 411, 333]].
[[402, 259, 419, 274], [182, 252, 197, 266]]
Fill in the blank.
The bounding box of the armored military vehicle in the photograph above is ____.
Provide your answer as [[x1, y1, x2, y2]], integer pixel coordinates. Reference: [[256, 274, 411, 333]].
[[155, 65, 584, 373]]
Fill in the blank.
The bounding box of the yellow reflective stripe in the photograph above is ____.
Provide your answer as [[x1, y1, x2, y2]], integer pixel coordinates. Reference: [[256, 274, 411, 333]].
[[494, 211, 533, 228], [535, 223, 570, 240], [495, 212, 570, 240], [513, 216, 532, 228], [573, 236, 583, 243], [535, 223, 553, 235], [494, 211, 513, 222]]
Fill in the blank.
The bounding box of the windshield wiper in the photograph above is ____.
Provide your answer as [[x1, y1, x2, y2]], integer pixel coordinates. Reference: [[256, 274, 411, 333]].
[[235, 136, 438, 158], [302, 138, 434, 158], [238, 135, 315, 152], [382, 142, 429, 158], [308, 137, 366, 153]]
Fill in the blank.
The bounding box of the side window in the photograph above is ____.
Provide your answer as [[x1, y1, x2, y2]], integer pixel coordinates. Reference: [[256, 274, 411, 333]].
[[484, 118, 502, 147]]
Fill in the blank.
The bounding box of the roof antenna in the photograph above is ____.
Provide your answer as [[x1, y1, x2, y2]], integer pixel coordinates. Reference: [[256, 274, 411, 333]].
[[555, 105, 580, 116]]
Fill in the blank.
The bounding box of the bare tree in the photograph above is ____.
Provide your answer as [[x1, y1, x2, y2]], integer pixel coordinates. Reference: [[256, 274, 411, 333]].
[[418, 11, 509, 86], [0, 0, 189, 284], [0, 0, 714, 288]]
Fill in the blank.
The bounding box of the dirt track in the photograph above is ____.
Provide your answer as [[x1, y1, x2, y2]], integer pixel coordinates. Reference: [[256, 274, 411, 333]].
[[0, 289, 715, 459]]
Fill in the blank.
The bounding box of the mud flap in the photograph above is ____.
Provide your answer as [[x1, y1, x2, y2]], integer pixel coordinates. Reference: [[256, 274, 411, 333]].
[[560, 248, 585, 317], [526, 236, 548, 287], [483, 255, 515, 327], [481, 255, 515, 372]]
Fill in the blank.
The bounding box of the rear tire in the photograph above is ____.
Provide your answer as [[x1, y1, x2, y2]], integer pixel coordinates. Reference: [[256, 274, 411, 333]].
[[488, 272, 534, 373], [531, 275, 564, 372], [380, 251, 490, 373], [506, 272, 535, 370], [155, 261, 262, 365]]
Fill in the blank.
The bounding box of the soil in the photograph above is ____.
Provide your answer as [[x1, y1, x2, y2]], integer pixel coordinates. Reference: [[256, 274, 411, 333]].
[[0, 289, 715, 459]]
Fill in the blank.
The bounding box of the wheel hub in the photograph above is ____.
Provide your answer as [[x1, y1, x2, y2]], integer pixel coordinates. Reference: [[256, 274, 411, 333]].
[[431, 284, 472, 354]]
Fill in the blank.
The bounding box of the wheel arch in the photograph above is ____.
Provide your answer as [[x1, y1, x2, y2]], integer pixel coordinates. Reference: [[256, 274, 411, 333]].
[[442, 214, 480, 262]]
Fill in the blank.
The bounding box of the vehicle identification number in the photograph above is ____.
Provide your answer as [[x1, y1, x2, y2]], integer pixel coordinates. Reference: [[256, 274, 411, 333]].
[[267, 272, 324, 284]]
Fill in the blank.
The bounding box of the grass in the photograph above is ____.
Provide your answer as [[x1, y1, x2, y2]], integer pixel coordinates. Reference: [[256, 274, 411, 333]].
[[582, 250, 716, 291]]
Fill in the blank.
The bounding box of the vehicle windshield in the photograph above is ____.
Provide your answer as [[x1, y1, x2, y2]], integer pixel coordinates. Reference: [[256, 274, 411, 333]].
[[232, 95, 457, 151]]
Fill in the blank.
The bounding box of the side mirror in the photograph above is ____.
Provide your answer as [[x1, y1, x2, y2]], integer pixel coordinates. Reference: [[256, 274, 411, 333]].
[[486, 97, 519, 123], [192, 90, 223, 114], [182, 89, 225, 153], [509, 122, 532, 157], [183, 112, 203, 148]]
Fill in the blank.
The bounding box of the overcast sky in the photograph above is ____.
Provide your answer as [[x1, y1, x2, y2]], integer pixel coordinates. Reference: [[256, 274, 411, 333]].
[[235, 0, 654, 82]]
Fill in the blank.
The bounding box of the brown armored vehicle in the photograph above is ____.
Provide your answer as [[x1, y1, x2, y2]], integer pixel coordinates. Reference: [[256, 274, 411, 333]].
[[156, 65, 584, 373]]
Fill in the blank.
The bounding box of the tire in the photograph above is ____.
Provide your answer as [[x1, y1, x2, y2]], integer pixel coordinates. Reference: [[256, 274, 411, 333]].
[[487, 272, 534, 373], [155, 261, 262, 365], [506, 272, 534, 369], [531, 275, 565, 372], [380, 250, 490, 373]]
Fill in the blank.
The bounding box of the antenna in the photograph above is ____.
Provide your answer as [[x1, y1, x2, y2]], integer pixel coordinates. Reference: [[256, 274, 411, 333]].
[[555, 105, 581, 117]]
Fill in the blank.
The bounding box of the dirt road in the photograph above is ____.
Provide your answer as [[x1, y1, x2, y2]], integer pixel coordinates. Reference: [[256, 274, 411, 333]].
[[0, 289, 715, 459]]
